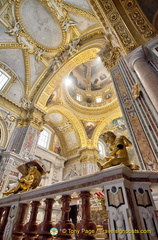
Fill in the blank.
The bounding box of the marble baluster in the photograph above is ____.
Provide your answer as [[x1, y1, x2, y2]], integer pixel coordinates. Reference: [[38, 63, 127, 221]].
[[0, 207, 4, 224], [12, 203, 28, 240], [55, 195, 74, 240], [38, 198, 55, 240], [23, 201, 40, 240], [0, 207, 10, 240], [76, 191, 97, 240]]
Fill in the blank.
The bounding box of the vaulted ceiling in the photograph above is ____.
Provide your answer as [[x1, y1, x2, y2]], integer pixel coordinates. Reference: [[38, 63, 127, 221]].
[[0, 0, 157, 157]]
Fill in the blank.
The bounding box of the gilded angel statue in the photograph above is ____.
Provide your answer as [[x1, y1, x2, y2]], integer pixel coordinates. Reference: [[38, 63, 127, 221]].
[[3, 160, 48, 196], [97, 131, 140, 170]]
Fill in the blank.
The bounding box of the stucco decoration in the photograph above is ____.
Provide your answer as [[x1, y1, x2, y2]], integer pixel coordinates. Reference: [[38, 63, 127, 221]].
[[21, 0, 63, 48], [49, 113, 63, 122]]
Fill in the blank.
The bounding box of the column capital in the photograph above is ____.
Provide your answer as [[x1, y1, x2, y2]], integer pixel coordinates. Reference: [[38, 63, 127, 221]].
[[79, 147, 99, 163], [17, 105, 45, 131], [98, 46, 122, 70]]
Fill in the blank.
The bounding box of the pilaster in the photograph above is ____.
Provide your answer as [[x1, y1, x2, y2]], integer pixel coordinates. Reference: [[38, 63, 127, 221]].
[[80, 148, 99, 175], [110, 42, 158, 170], [104, 176, 158, 240], [6, 104, 45, 157]]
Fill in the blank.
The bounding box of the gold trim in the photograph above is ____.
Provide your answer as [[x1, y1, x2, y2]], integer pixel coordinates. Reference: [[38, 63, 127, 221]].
[[15, 0, 66, 52], [46, 106, 87, 148], [35, 47, 101, 106], [64, 2, 97, 22], [88, 0, 138, 53], [119, 0, 157, 41], [23, 49, 30, 97]]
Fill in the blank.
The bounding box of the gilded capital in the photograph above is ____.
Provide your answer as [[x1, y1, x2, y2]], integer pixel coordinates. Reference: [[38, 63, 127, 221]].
[[80, 147, 99, 163], [16, 104, 45, 131], [99, 46, 122, 70]]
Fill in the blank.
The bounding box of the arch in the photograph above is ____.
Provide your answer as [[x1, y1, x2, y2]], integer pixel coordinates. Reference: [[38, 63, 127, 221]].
[[46, 106, 88, 148], [32, 39, 106, 107], [91, 109, 122, 148], [0, 118, 8, 148]]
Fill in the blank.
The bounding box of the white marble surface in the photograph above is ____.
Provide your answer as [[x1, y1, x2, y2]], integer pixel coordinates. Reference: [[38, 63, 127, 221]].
[[1, 165, 158, 206]]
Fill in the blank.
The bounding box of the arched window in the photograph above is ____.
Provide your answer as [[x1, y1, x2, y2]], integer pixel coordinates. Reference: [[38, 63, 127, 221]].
[[37, 129, 50, 149], [98, 140, 106, 156], [0, 70, 11, 90], [76, 94, 82, 101], [96, 96, 102, 103]]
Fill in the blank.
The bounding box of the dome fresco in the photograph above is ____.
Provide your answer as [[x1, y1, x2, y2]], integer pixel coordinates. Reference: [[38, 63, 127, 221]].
[[68, 58, 111, 91], [66, 58, 115, 108]]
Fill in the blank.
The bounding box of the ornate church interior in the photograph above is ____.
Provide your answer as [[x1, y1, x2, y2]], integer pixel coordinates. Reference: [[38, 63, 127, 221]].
[[0, 0, 158, 239]]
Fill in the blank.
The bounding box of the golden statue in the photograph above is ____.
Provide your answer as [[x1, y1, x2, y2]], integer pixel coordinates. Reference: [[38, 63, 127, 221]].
[[97, 131, 140, 170], [3, 160, 48, 196]]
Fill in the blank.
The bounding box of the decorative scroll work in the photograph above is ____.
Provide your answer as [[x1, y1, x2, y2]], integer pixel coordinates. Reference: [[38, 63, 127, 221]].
[[88, 0, 138, 53], [120, 0, 157, 40]]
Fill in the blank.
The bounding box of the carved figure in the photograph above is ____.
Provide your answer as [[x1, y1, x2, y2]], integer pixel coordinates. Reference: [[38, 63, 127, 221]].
[[51, 56, 61, 72], [97, 131, 140, 170], [67, 38, 80, 56], [5, 21, 21, 36], [3, 166, 37, 196], [35, 48, 45, 63], [18, 35, 34, 53], [62, 20, 77, 31], [131, 83, 141, 99], [3, 160, 48, 196]]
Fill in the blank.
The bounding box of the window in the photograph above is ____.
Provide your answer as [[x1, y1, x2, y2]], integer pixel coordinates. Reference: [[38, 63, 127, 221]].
[[0, 70, 11, 90], [98, 141, 106, 156], [37, 129, 50, 148], [76, 94, 82, 101], [96, 97, 102, 103]]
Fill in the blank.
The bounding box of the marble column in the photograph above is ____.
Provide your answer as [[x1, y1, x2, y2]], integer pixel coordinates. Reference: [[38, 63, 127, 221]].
[[129, 50, 158, 111], [6, 103, 45, 157]]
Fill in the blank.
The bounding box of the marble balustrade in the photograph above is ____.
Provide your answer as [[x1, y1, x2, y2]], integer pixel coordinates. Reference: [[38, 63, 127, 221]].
[[0, 165, 158, 240]]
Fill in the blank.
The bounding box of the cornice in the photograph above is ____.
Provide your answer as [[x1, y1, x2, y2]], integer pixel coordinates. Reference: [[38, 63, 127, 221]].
[[63, 2, 97, 22], [0, 94, 21, 115]]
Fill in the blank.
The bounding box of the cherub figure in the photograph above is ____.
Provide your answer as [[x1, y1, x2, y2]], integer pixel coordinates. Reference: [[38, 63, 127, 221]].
[[97, 131, 139, 170]]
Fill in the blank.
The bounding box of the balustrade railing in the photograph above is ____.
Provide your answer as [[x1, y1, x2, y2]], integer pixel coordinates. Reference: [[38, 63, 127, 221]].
[[0, 165, 158, 240]]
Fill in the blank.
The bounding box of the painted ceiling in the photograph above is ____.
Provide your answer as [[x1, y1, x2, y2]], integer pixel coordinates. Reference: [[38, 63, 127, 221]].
[[0, 0, 157, 157]]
